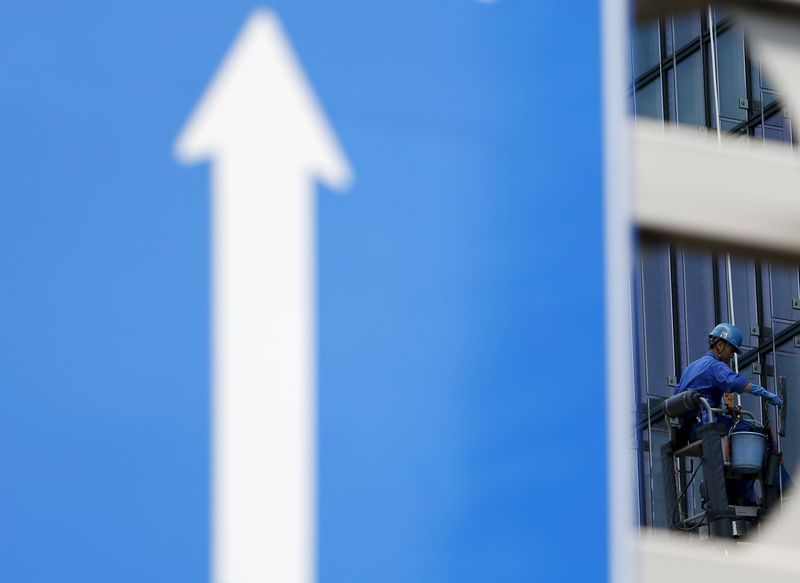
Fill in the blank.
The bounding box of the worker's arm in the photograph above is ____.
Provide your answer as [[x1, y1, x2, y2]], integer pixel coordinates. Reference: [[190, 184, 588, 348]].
[[713, 362, 782, 406], [742, 382, 783, 407]]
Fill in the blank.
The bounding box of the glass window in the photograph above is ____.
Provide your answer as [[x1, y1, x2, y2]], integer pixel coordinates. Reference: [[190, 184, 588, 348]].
[[762, 90, 779, 109], [720, 119, 741, 133], [666, 68, 676, 121], [726, 255, 760, 350], [751, 57, 764, 110], [641, 447, 653, 526], [773, 348, 800, 479], [634, 20, 661, 78], [636, 77, 663, 120], [640, 244, 675, 397], [765, 110, 784, 128], [717, 25, 747, 122], [676, 51, 705, 127], [761, 68, 781, 92], [678, 249, 715, 363], [648, 430, 670, 529], [768, 262, 800, 322], [673, 11, 701, 51]]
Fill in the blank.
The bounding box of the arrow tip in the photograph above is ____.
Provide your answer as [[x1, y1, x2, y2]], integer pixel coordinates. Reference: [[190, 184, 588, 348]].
[[175, 9, 353, 192]]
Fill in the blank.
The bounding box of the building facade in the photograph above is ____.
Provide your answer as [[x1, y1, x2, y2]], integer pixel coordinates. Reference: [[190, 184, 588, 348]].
[[632, 6, 799, 531]]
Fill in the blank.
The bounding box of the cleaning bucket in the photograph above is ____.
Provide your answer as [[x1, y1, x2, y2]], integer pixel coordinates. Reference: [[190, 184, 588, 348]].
[[730, 431, 767, 474]]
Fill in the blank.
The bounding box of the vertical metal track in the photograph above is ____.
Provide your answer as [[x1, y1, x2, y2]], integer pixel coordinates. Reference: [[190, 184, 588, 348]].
[[708, 6, 723, 144]]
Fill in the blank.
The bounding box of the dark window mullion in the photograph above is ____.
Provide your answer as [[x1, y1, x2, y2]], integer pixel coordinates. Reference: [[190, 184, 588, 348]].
[[633, 18, 735, 93]]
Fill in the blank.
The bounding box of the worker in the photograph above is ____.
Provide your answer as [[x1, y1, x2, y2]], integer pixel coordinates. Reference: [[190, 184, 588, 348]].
[[674, 323, 783, 506], [675, 323, 783, 419]]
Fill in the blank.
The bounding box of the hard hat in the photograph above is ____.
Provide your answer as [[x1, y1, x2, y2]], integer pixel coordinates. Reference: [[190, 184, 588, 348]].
[[709, 323, 743, 354]]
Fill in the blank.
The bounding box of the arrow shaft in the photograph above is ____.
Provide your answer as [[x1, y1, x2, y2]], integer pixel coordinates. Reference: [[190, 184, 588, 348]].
[[213, 154, 315, 583]]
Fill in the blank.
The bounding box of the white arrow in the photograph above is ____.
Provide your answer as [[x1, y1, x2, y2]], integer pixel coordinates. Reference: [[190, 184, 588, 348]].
[[174, 9, 353, 583]]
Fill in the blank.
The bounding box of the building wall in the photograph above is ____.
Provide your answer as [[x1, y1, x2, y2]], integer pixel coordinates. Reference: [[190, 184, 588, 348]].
[[632, 7, 800, 531]]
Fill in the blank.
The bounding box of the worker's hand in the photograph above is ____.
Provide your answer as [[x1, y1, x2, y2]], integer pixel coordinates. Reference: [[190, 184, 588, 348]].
[[750, 384, 783, 407]]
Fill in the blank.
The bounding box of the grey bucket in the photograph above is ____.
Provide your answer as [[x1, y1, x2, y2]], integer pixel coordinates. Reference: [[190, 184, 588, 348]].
[[731, 431, 767, 474]]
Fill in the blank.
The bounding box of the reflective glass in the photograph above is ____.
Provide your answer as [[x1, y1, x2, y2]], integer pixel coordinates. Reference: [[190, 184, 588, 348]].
[[678, 249, 715, 363], [641, 448, 653, 525], [673, 11, 700, 51], [648, 430, 670, 528], [636, 77, 663, 120], [720, 119, 740, 133], [751, 57, 763, 109], [738, 357, 763, 422], [727, 255, 760, 348], [640, 244, 675, 396], [666, 68, 676, 121], [768, 262, 800, 322], [676, 51, 705, 127], [762, 90, 779, 109], [717, 25, 747, 121], [765, 110, 784, 128], [761, 68, 780, 92], [634, 20, 661, 78], [773, 349, 800, 479], [764, 109, 791, 142]]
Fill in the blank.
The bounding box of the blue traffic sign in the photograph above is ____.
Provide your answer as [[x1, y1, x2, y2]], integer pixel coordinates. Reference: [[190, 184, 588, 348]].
[[0, 2, 611, 581]]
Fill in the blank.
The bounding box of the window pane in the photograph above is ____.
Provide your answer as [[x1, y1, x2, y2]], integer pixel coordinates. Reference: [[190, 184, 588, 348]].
[[717, 25, 747, 121], [673, 11, 701, 51], [726, 255, 760, 350], [666, 68, 676, 121], [761, 69, 781, 92], [634, 20, 661, 78], [636, 77, 663, 120], [676, 51, 705, 127], [678, 249, 715, 363], [774, 348, 800, 480], [641, 448, 653, 526], [768, 262, 800, 322], [715, 6, 731, 23], [765, 127, 784, 141], [751, 57, 763, 108], [765, 110, 784, 128], [762, 90, 779, 109], [640, 244, 675, 397], [648, 430, 670, 529], [720, 119, 741, 133]]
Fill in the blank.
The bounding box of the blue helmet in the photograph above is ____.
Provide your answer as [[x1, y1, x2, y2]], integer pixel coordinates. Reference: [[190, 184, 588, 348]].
[[709, 323, 743, 354]]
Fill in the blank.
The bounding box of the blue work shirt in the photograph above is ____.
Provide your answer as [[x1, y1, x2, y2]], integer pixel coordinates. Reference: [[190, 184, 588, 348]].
[[674, 351, 750, 408]]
